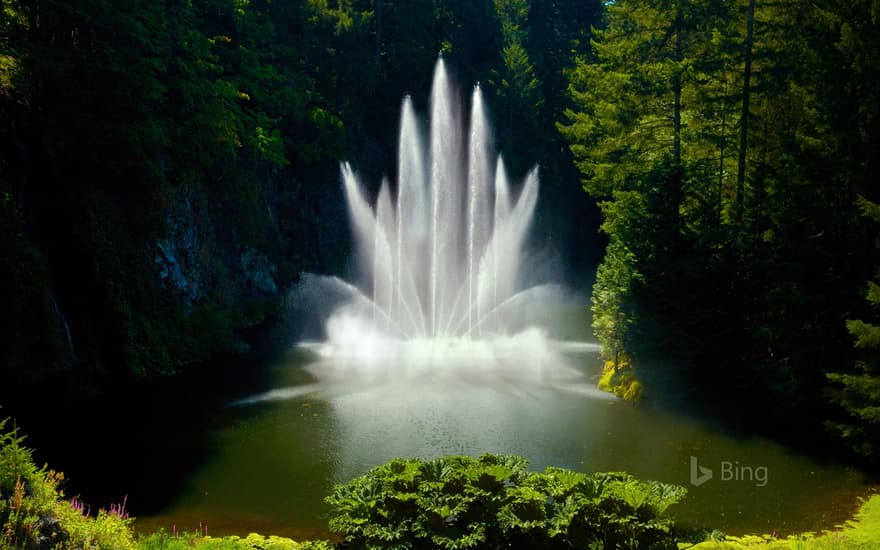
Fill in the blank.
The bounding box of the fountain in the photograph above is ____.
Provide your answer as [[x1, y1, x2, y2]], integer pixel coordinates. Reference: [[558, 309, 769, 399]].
[[336, 57, 549, 347], [342, 66, 537, 337], [286, 56, 594, 374]]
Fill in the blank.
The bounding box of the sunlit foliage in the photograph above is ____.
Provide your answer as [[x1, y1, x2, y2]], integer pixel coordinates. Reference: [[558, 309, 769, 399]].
[[326, 454, 685, 549]]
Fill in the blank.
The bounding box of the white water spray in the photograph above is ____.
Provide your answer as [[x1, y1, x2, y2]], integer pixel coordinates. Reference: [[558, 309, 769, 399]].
[[338, 58, 542, 342]]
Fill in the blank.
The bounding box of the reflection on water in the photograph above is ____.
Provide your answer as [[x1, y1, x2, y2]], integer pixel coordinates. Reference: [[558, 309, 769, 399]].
[[136, 345, 871, 539]]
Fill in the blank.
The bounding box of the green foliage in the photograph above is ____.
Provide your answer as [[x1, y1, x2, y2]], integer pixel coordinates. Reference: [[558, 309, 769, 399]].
[[0, 420, 41, 495], [485, 0, 545, 178], [598, 359, 644, 402], [0, 151, 69, 385], [138, 531, 333, 550], [326, 454, 685, 549], [0, 418, 62, 548], [837, 495, 880, 548], [59, 505, 138, 550], [561, 0, 880, 455], [682, 496, 880, 548], [590, 193, 646, 364], [827, 196, 880, 460], [0, 418, 136, 549], [0, 0, 375, 388]]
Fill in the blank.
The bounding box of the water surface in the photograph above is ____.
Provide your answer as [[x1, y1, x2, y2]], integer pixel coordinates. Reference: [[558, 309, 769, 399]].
[[136, 345, 871, 539]]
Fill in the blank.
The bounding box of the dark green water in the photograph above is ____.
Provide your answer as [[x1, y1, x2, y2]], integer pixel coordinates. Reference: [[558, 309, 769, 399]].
[[135, 344, 872, 540]]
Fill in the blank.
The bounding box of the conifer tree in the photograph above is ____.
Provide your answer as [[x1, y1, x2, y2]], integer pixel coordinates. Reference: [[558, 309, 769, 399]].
[[827, 197, 880, 461]]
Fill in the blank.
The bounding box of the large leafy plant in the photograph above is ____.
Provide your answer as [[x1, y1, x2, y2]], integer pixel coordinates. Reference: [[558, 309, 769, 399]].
[[326, 454, 685, 549]]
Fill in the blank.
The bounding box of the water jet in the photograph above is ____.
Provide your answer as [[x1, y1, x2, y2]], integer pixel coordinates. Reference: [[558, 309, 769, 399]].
[[325, 57, 559, 363]]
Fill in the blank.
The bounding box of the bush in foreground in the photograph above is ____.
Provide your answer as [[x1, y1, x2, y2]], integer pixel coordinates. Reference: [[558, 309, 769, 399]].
[[326, 454, 685, 549]]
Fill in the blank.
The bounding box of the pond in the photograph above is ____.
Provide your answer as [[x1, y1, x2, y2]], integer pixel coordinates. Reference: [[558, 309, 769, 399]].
[[134, 342, 872, 540]]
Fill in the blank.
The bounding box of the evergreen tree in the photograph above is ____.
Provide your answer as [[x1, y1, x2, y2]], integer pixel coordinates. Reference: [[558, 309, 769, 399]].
[[827, 197, 880, 461], [488, 0, 542, 176], [560, 0, 880, 450]]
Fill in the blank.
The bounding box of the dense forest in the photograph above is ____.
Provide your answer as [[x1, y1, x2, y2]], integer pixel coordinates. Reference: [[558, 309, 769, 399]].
[[1, 0, 880, 478], [560, 0, 880, 463]]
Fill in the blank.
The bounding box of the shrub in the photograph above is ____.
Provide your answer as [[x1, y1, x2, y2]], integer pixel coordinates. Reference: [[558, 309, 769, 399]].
[[326, 454, 685, 549], [0, 418, 136, 549], [137, 531, 334, 549], [0, 418, 69, 548]]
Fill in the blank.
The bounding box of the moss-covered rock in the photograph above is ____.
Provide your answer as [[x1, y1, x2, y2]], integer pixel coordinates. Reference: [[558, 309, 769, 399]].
[[597, 358, 644, 402]]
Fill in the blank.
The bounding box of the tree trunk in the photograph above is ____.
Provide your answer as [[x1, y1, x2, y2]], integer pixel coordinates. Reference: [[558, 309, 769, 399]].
[[736, 0, 756, 224], [375, 0, 383, 62], [673, 7, 682, 168], [719, 79, 727, 224]]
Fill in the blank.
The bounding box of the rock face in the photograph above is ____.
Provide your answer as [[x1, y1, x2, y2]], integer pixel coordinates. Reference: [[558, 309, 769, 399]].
[[240, 247, 278, 295], [153, 193, 207, 310], [34, 514, 69, 550], [153, 186, 283, 308], [139, 180, 292, 369], [0, 164, 304, 392]]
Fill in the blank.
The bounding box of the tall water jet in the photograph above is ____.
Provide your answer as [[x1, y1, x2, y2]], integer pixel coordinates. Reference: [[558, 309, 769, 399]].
[[429, 57, 461, 337], [396, 96, 427, 337], [467, 85, 492, 337], [335, 56, 551, 352]]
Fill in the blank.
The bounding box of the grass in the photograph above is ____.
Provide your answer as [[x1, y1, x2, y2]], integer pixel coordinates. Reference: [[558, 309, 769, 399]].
[[680, 493, 880, 549]]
